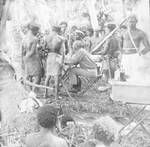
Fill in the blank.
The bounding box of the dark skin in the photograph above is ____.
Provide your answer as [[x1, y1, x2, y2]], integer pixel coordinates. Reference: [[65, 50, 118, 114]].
[[44, 31, 63, 99], [22, 29, 42, 92], [123, 17, 150, 54]]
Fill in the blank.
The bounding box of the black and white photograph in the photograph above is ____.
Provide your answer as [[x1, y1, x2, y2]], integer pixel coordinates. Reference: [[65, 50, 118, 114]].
[[0, 0, 150, 146]]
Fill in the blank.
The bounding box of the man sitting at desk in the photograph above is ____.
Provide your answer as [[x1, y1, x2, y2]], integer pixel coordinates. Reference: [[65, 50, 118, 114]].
[[65, 40, 97, 92]]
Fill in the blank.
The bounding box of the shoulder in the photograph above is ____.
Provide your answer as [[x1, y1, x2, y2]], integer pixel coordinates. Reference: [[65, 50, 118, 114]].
[[45, 34, 53, 42], [58, 137, 68, 147], [122, 30, 129, 37], [78, 48, 87, 55], [25, 133, 39, 146], [31, 37, 38, 45], [50, 135, 68, 147], [51, 35, 63, 44], [109, 36, 116, 41], [136, 29, 147, 37]]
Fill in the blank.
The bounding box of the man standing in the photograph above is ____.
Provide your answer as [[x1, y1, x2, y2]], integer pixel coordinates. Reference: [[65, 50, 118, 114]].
[[121, 15, 150, 81], [44, 26, 64, 98]]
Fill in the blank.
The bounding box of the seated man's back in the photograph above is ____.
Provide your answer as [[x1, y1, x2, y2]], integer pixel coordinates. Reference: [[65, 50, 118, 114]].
[[26, 132, 67, 147], [25, 105, 68, 147]]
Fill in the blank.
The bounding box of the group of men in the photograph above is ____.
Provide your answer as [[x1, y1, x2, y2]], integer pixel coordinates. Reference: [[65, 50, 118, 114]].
[[22, 21, 100, 98], [22, 15, 150, 99], [23, 15, 150, 147]]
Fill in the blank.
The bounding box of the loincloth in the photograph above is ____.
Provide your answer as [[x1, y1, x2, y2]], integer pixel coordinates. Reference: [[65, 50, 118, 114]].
[[46, 53, 62, 76], [122, 48, 137, 54]]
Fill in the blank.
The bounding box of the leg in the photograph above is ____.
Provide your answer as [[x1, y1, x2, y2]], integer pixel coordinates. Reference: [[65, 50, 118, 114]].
[[32, 75, 41, 93], [70, 67, 97, 78], [69, 67, 97, 91], [44, 75, 51, 98], [26, 75, 32, 91], [103, 69, 109, 83], [54, 74, 59, 99]]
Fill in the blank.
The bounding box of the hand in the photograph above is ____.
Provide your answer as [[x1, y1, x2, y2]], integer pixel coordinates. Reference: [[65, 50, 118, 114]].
[[64, 62, 70, 65], [139, 48, 150, 55]]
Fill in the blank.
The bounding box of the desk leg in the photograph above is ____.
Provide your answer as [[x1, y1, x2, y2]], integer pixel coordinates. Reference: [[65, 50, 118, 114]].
[[61, 80, 73, 100], [119, 105, 146, 135], [125, 113, 150, 137], [126, 104, 150, 137]]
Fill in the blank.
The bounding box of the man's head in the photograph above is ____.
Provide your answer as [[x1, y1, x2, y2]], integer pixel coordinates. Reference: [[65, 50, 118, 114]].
[[105, 24, 116, 34], [28, 23, 40, 36], [128, 15, 138, 29], [71, 25, 78, 33], [87, 27, 94, 37], [59, 21, 68, 34], [92, 116, 116, 146], [37, 105, 58, 129], [72, 40, 84, 53], [75, 30, 85, 40], [52, 26, 61, 35]]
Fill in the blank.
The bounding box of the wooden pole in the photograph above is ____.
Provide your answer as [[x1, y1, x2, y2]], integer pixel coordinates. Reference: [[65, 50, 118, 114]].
[[149, 0, 150, 16], [122, 0, 126, 18], [0, 0, 11, 49], [87, 0, 99, 31], [24, 80, 53, 90], [91, 16, 130, 54]]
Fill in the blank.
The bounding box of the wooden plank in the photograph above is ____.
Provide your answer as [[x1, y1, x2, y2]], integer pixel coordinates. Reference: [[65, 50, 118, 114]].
[[91, 16, 130, 54]]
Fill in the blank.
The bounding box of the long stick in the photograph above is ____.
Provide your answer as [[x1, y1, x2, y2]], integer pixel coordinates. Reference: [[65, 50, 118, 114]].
[[23, 80, 53, 90], [91, 16, 130, 54]]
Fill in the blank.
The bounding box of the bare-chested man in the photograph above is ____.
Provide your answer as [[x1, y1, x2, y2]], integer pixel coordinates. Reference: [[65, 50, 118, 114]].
[[25, 105, 68, 147], [44, 26, 64, 98], [121, 15, 150, 80]]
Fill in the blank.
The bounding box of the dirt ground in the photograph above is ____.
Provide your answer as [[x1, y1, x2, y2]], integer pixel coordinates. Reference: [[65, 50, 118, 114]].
[[1, 78, 150, 147], [23, 83, 150, 147]]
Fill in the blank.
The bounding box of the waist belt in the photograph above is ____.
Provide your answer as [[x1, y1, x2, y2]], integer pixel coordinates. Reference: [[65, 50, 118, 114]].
[[48, 50, 61, 55], [122, 49, 137, 54]]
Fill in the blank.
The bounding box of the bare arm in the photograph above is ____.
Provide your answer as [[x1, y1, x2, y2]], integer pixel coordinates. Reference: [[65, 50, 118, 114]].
[[99, 40, 110, 55], [65, 49, 84, 65], [25, 136, 32, 147], [140, 32, 150, 55], [25, 40, 37, 58], [62, 139, 69, 147], [21, 44, 26, 69]]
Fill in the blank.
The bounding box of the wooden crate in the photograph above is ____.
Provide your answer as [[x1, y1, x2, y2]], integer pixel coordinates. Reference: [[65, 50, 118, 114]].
[[110, 80, 150, 104]]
